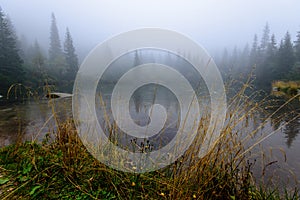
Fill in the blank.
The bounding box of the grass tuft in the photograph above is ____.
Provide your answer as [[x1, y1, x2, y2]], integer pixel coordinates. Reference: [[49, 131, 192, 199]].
[[0, 81, 299, 199]]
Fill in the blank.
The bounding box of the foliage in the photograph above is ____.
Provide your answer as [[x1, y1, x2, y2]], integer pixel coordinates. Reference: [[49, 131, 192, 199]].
[[0, 8, 79, 99], [217, 23, 300, 92], [48, 12, 66, 74], [272, 81, 300, 97], [294, 31, 300, 62], [62, 27, 79, 92], [0, 8, 24, 97]]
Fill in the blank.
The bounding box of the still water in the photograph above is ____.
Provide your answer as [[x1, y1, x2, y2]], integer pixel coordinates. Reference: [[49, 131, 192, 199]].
[[0, 98, 72, 147], [0, 91, 299, 189]]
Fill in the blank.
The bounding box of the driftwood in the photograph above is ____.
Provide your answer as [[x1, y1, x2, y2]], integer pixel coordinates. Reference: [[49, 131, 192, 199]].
[[46, 92, 72, 99]]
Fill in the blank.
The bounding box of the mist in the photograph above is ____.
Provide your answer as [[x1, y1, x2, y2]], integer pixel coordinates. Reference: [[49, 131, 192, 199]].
[[2, 1, 300, 197], [1, 0, 300, 60]]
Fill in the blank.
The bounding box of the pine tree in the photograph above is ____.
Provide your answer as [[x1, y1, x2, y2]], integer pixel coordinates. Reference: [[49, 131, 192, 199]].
[[18, 34, 29, 63], [20, 40, 47, 88], [260, 34, 278, 86], [288, 30, 300, 80], [277, 32, 295, 79], [63, 28, 78, 80], [260, 23, 270, 53], [295, 30, 300, 62], [241, 43, 250, 67], [250, 34, 258, 66], [48, 13, 66, 74], [49, 13, 62, 61], [220, 48, 229, 70], [32, 40, 45, 70], [266, 34, 277, 58], [0, 8, 23, 96], [229, 46, 241, 75], [238, 44, 250, 76]]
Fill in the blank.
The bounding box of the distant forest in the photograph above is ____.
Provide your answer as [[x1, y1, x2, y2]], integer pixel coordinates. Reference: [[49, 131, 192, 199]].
[[216, 23, 300, 91], [0, 8, 78, 98], [1, 6, 300, 98]]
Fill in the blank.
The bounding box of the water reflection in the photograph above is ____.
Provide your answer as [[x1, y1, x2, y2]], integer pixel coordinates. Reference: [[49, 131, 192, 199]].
[[247, 100, 300, 189], [266, 101, 300, 148], [95, 84, 181, 152], [0, 98, 72, 147], [0, 94, 300, 189], [0, 91, 300, 190], [95, 48, 210, 152], [283, 113, 300, 148]]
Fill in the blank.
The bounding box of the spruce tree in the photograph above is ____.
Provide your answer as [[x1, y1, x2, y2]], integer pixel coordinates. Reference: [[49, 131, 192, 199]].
[[63, 28, 78, 80], [277, 32, 295, 79], [0, 8, 23, 96], [251, 34, 266, 88], [49, 13, 62, 62], [48, 13, 66, 74], [18, 34, 29, 64], [262, 34, 278, 85], [260, 23, 270, 53], [241, 43, 250, 63], [220, 48, 229, 73], [295, 30, 300, 62], [249, 34, 258, 66], [266, 34, 277, 58], [288, 30, 300, 80], [32, 40, 45, 70]]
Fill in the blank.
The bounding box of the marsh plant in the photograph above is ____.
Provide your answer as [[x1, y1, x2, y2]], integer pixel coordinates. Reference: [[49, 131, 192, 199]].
[[0, 82, 299, 199]]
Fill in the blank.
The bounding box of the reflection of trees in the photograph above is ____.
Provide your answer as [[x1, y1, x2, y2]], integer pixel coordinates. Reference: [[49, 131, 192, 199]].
[[268, 104, 300, 148], [132, 90, 142, 113], [283, 112, 300, 148], [268, 110, 285, 132]]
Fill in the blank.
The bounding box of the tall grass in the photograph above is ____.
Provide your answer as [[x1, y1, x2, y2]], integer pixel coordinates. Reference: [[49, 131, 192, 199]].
[[272, 81, 300, 97], [0, 82, 299, 199]]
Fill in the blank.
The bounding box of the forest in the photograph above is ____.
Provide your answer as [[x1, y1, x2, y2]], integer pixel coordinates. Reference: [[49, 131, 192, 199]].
[[1, 7, 300, 98], [216, 23, 300, 91], [1, 4, 300, 199], [0, 9, 78, 98]]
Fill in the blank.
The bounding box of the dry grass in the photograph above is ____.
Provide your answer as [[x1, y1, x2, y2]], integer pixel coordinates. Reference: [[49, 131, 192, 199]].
[[0, 82, 299, 199], [272, 81, 300, 98]]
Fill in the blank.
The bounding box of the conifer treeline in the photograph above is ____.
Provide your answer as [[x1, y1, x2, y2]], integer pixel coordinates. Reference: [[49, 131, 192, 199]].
[[0, 8, 78, 97], [217, 23, 300, 91], [1, 6, 300, 97]]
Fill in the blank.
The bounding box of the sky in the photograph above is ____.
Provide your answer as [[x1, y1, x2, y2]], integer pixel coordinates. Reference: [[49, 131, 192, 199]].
[[1, 0, 300, 60]]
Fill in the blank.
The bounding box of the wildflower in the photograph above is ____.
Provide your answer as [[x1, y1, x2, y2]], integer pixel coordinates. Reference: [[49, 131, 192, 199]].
[[132, 182, 136, 186], [160, 192, 165, 196], [193, 194, 197, 198]]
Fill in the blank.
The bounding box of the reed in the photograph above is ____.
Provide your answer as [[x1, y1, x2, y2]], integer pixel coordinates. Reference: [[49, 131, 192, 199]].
[[0, 81, 299, 199]]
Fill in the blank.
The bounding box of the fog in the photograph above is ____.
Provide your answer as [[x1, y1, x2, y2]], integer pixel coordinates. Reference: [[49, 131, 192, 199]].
[[1, 0, 300, 60]]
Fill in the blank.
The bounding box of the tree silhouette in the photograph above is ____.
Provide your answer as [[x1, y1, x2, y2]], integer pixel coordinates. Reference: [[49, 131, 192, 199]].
[[63, 28, 78, 92], [260, 23, 270, 53], [48, 13, 66, 75], [63, 27, 78, 81], [295, 30, 300, 62], [277, 32, 295, 80], [250, 34, 259, 67], [0, 8, 23, 97]]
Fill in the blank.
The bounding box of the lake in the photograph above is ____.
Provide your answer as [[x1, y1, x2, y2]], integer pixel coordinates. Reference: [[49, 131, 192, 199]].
[[0, 90, 299, 190]]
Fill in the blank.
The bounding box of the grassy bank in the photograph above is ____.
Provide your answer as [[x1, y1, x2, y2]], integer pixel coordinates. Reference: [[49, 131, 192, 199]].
[[272, 81, 300, 98], [1, 138, 297, 199], [0, 86, 299, 199]]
